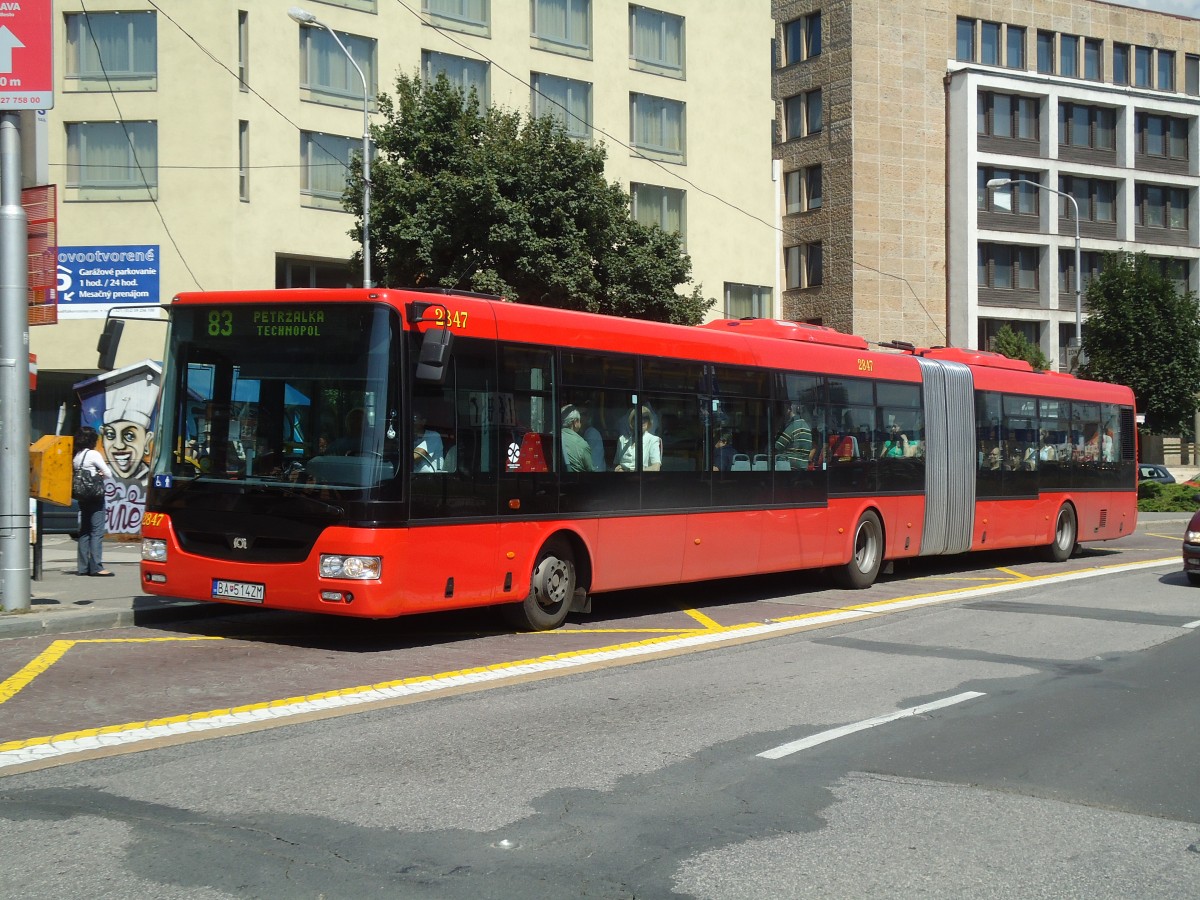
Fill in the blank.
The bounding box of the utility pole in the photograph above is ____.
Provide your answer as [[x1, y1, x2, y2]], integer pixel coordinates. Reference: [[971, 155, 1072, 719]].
[[0, 112, 31, 612]]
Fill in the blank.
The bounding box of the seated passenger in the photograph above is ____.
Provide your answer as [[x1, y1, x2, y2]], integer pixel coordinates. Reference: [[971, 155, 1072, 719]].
[[560, 405, 595, 472], [712, 429, 736, 472], [880, 424, 908, 459], [579, 406, 605, 471], [412, 410, 444, 473], [614, 405, 662, 472]]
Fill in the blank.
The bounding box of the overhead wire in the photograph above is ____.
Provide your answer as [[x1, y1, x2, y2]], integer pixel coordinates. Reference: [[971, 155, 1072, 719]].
[[77, 0, 204, 290], [137, 0, 943, 340]]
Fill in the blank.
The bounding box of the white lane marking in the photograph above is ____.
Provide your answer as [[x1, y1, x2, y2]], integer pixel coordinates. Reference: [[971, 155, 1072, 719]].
[[757, 691, 987, 760], [1183, 620, 1200, 629]]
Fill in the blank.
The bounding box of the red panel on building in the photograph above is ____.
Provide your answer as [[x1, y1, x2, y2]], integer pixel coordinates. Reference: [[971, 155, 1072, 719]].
[[24, 184, 56, 326]]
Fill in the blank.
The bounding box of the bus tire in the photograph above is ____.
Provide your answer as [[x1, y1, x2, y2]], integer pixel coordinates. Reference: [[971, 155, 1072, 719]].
[[1043, 503, 1077, 562], [833, 510, 883, 589], [504, 539, 575, 631]]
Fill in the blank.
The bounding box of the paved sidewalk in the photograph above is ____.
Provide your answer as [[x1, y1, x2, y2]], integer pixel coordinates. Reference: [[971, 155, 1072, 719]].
[[0, 535, 229, 639]]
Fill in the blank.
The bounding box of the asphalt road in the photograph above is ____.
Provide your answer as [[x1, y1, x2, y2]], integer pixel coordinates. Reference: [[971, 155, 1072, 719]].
[[1, 561, 1197, 898]]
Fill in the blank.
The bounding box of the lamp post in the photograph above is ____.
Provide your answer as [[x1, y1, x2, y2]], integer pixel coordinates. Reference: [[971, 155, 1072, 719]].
[[985, 177, 1081, 368], [288, 6, 371, 288]]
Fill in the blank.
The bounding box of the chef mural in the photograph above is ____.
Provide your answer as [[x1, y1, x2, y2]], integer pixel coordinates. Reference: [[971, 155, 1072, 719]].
[[75, 361, 162, 535]]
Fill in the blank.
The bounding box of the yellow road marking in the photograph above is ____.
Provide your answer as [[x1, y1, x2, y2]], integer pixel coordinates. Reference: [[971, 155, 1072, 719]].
[[677, 607, 726, 631], [0, 636, 223, 707], [995, 566, 1032, 580], [1145, 532, 1184, 541], [0, 555, 1180, 760]]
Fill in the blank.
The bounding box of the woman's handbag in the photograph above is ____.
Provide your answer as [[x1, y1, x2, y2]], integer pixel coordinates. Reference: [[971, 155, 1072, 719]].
[[72, 459, 106, 502]]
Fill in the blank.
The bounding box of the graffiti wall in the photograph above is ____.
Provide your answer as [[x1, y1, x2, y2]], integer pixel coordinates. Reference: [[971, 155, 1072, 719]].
[[75, 361, 161, 535]]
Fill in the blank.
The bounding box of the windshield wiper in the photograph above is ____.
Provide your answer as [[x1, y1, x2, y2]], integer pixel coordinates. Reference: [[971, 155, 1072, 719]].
[[243, 484, 345, 517]]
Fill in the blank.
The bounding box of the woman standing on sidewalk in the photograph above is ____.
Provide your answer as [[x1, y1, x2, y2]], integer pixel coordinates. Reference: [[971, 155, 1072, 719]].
[[73, 426, 114, 577]]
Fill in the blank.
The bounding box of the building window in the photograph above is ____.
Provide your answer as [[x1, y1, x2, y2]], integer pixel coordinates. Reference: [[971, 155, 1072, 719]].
[[532, 0, 591, 54], [1006, 26, 1025, 69], [783, 89, 821, 140], [239, 120, 250, 202], [980, 22, 1000, 67], [978, 168, 1039, 215], [1113, 43, 1129, 86], [1157, 49, 1175, 91], [978, 92, 1038, 140], [1137, 113, 1188, 160], [1059, 176, 1116, 224], [1058, 249, 1104, 293], [785, 243, 822, 289], [956, 18, 974, 62], [237, 10, 249, 91], [630, 93, 685, 160], [978, 243, 1038, 291], [725, 283, 771, 319], [1060, 34, 1078, 78], [1187, 55, 1199, 96], [1148, 257, 1190, 296], [785, 165, 822, 214], [1136, 184, 1189, 231], [1036, 30, 1054, 75], [630, 5, 685, 75], [783, 10, 821, 65], [299, 26, 377, 107], [630, 183, 685, 244], [1058, 103, 1116, 151], [422, 50, 489, 104], [531, 73, 592, 140], [300, 130, 356, 207], [1084, 38, 1102, 81], [1135, 46, 1152, 88], [65, 11, 157, 88], [423, 0, 489, 31], [276, 256, 355, 288], [66, 121, 158, 199]]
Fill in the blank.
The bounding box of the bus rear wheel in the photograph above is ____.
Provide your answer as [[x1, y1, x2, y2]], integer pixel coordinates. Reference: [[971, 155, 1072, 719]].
[[833, 510, 883, 589], [1043, 503, 1077, 562], [504, 539, 575, 631]]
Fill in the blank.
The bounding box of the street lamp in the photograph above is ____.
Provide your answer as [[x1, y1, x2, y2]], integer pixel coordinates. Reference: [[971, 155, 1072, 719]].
[[986, 177, 1081, 368], [287, 6, 372, 288]]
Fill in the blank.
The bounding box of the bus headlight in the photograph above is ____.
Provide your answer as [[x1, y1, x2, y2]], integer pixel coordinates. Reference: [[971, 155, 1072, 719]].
[[142, 538, 167, 562], [320, 554, 382, 580]]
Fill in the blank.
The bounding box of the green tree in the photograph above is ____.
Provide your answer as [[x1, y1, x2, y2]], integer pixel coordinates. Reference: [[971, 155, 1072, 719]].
[[1081, 252, 1200, 435], [992, 324, 1050, 370], [344, 73, 713, 325]]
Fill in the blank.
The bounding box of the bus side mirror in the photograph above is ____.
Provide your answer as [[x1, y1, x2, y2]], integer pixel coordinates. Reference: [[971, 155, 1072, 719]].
[[97, 319, 125, 371], [415, 327, 453, 384]]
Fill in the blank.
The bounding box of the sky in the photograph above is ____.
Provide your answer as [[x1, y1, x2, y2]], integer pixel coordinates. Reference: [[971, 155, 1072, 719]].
[[1109, 0, 1200, 16]]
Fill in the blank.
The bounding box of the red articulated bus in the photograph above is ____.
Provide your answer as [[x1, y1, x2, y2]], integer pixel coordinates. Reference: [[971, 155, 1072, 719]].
[[138, 288, 1138, 630]]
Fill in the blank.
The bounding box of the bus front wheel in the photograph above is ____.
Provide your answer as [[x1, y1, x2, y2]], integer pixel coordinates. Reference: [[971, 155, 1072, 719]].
[[1043, 504, 1077, 562], [504, 539, 575, 631], [833, 510, 883, 589]]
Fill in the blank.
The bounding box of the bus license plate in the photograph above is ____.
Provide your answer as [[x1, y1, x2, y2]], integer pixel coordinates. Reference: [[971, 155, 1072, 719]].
[[212, 579, 265, 603]]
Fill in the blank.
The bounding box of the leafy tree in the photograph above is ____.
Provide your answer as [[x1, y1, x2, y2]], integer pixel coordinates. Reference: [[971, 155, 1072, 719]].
[[343, 73, 713, 325], [992, 324, 1050, 370], [1081, 252, 1200, 435]]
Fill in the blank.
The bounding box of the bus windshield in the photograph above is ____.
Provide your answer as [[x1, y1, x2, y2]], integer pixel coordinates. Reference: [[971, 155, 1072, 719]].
[[154, 303, 401, 493]]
